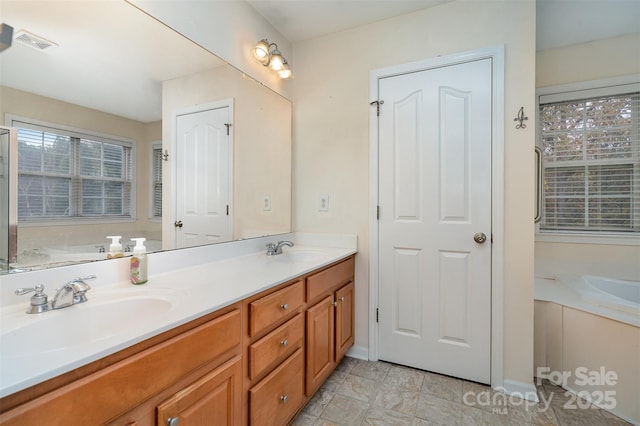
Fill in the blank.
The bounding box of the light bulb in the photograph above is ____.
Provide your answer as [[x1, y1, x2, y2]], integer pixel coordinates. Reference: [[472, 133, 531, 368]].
[[278, 63, 293, 79], [251, 39, 270, 65], [269, 50, 284, 71]]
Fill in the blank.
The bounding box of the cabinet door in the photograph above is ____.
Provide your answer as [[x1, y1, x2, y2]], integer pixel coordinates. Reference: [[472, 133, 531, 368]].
[[156, 356, 242, 426], [335, 281, 355, 363], [305, 294, 335, 396]]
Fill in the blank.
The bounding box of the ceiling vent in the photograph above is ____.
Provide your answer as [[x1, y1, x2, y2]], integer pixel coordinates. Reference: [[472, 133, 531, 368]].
[[14, 30, 58, 51]]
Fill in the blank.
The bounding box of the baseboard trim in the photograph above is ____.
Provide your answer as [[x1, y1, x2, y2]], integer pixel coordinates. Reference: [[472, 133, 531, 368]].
[[500, 379, 539, 402], [346, 345, 368, 360]]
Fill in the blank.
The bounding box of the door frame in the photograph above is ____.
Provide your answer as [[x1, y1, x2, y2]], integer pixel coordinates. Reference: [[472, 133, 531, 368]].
[[368, 45, 505, 388], [166, 99, 234, 249]]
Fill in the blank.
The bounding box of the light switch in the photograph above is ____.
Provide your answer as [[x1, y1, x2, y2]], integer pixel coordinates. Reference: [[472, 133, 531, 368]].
[[263, 195, 271, 211]]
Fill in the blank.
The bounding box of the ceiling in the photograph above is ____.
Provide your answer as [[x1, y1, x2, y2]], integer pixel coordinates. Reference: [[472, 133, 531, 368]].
[[248, 0, 640, 49]]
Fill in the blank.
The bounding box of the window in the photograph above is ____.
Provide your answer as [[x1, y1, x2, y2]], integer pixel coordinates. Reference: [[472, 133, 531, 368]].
[[538, 82, 639, 236], [14, 120, 134, 221], [152, 144, 162, 219]]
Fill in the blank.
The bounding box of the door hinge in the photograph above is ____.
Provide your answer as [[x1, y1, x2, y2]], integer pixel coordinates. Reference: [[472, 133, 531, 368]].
[[226, 205, 229, 215], [370, 100, 384, 116], [376, 205, 380, 220], [376, 308, 379, 323], [224, 123, 232, 135]]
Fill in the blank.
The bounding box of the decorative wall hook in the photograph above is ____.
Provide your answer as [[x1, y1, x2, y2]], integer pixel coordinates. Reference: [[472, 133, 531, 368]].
[[162, 149, 169, 161], [514, 107, 528, 129]]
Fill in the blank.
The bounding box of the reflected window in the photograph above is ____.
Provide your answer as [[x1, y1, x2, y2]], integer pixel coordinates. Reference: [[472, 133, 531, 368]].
[[14, 120, 134, 221], [152, 143, 162, 219]]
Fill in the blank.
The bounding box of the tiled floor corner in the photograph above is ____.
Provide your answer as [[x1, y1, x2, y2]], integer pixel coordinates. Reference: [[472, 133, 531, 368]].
[[292, 357, 632, 426]]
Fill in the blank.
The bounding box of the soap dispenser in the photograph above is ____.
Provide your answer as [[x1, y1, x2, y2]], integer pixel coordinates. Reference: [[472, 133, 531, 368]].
[[130, 238, 148, 285], [106, 236, 123, 259]]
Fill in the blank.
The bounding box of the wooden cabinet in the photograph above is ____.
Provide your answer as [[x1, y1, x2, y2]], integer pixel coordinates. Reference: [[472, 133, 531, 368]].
[[305, 258, 355, 396], [0, 255, 356, 426], [335, 280, 355, 363], [245, 279, 306, 425], [0, 306, 242, 426], [249, 349, 304, 426], [249, 280, 304, 337], [156, 356, 242, 426], [306, 294, 335, 395]]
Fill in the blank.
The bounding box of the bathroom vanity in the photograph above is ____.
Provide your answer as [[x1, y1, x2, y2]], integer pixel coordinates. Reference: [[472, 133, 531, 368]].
[[0, 245, 355, 425]]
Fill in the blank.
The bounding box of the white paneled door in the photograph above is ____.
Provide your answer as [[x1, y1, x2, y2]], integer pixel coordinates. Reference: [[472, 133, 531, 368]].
[[377, 58, 493, 384], [175, 106, 232, 248]]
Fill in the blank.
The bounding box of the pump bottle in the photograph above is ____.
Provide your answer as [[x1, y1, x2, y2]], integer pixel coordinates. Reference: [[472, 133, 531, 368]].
[[130, 238, 148, 285], [106, 236, 123, 259]]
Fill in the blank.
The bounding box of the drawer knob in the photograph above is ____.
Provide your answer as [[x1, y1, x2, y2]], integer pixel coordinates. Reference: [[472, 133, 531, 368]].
[[280, 395, 288, 404], [280, 339, 289, 347], [167, 417, 180, 426], [280, 303, 289, 310]]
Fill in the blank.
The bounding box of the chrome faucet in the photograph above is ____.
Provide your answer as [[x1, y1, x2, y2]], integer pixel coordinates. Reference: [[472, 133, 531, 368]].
[[266, 240, 294, 256], [15, 275, 95, 314]]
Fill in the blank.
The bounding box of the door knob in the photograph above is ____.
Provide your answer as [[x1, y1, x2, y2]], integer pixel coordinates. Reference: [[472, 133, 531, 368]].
[[174, 220, 183, 228], [473, 232, 487, 244]]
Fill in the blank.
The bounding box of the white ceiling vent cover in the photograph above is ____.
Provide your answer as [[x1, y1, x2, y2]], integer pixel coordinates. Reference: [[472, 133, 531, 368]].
[[14, 30, 58, 51]]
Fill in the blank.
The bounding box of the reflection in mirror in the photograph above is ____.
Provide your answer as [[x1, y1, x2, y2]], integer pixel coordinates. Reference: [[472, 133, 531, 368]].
[[0, 0, 292, 272], [0, 127, 17, 271]]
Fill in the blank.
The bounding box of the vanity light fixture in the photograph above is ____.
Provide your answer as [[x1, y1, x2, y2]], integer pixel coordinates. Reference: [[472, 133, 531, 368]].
[[250, 38, 293, 79]]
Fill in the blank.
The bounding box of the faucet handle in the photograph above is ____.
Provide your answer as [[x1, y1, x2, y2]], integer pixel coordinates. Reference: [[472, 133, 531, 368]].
[[15, 284, 46, 296], [15, 284, 50, 314], [266, 243, 277, 255]]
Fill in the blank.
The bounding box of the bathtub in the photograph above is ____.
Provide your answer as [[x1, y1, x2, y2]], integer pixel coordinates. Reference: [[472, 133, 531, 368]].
[[535, 275, 639, 327], [534, 275, 640, 425]]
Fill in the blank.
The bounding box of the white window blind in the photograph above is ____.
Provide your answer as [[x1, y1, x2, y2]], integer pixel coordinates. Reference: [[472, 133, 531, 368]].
[[15, 122, 134, 220], [152, 145, 162, 218], [539, 89, 639, 234]]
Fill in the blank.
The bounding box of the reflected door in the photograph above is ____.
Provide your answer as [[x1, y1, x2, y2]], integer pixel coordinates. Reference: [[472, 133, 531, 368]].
[[377, 58, 492, 384], [175, 107, 232, 248]]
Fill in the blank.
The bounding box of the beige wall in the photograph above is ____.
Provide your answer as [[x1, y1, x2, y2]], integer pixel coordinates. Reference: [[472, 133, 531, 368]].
[[1, 86, 161, 251], [133, 0, 292, 99], [292, 0, 536, 386], [162, 64, 292, 248], [535, 33, 640, 281]]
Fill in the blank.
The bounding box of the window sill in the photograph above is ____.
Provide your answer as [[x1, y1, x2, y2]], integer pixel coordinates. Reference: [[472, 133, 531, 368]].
[[535, 231, 640, 246], [18, 217, 136, 227]]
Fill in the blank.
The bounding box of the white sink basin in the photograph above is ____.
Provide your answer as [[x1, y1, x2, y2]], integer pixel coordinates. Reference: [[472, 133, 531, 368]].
[[275, 249, 328, 263], [1, 291, 176, 359]]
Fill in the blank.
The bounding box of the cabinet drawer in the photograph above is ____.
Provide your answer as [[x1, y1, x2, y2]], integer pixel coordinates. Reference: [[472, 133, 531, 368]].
[[249, 348, 304, 426], [249, 313, 304, 380], [249, 280, 304, 336], [0, 308, 241, 426], [306, 257, 354, 303]]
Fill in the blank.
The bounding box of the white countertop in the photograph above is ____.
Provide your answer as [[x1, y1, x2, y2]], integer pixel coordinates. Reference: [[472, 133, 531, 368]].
[[0, 243, 356, 398]]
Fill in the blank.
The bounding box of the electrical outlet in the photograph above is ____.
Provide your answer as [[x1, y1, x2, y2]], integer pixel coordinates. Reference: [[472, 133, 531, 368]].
[[263, 195, 271, 211], [319, 194, 329, 212]]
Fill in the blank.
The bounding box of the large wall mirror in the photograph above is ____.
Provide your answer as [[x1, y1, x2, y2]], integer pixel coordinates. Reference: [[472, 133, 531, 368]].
[[0, 0, 292, 272]]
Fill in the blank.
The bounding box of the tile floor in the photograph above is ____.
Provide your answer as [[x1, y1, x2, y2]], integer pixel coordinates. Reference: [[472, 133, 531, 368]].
[[292, 357, 631, 426]]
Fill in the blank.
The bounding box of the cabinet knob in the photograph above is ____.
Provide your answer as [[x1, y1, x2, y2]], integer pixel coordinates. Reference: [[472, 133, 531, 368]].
[[167, 417, 180, 426], [339, 296, 345, 302], [332, 301, 338, 307], [280, 339, 289, 347], [280, 395, 288, 404], [280, 303, 288, 310]]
